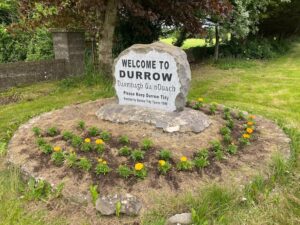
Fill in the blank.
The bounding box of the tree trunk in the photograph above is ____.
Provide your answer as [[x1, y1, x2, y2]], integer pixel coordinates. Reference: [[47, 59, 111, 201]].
[[174, 28, 187, 47], [98, 0, 118, 76], [214, 24, 220, 61]]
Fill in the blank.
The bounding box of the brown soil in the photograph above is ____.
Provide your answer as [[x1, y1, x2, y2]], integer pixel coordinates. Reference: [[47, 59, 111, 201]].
[[7, 98, 291, 225]]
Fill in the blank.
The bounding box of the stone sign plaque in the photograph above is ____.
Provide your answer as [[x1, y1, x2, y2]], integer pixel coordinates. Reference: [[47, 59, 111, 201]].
[[114, 42, 191, 112]]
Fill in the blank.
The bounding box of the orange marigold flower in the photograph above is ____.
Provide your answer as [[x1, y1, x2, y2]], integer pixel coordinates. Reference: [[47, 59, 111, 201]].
[[53, 146, 61, 152], [135, 163, 144, 171], [243, 133, 250, 139], [84, 138, 91, 143], [180, 156, 188, 162], [247, 121, 254, 126], [249, 115, 256, 120], [246, 128, 253, 134]]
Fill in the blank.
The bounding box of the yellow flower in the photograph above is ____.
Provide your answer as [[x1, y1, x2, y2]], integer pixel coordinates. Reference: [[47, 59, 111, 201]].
[[135, 163, 144, 171], [102, 160, 107, 164], [69, 148, 74, 153], [84, 138, 91, 143], [197, 98, 204, 102], [159, 160, 166, 166], [247, 121, 254, 126], [95, 139, 104, 145], [97, 158, 103, 163], [246, 128, 253, 134], [53, 146, 61, 152], [180, 156, 187, 162], [243, 133, 250, 139]]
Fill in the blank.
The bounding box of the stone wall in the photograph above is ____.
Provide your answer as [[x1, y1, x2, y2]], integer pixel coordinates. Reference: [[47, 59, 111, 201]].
[[0, 30, 85, 91]]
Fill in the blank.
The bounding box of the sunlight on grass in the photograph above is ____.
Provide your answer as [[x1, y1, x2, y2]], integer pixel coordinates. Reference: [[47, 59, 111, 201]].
[[160, 38, 207, 49]]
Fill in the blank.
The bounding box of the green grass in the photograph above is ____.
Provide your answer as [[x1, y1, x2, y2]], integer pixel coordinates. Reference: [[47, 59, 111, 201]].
[[160, 38, 207, 49], [0, 41, 300, 224]]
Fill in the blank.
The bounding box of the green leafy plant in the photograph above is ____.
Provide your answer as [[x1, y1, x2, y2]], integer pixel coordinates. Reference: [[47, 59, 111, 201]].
[[62, 131, 74, 141], [196, 148, 209, 158], [32, 127, 42, 137], [0, 141, 7, 156], [194, 156, 210, 169], [81, 142, 93, 152], [89, 185, 99, 206], [223, 134, 232, 144], [71, 135, 83, 148], [141, 138, 153, 151], [95, 143, 105, 154], [40, 144, 53, 154], [118, 146, 132, 157], [220, 126, 231, 136], [210, 140, 222, 152], [193, 98, 204, 109], [47, 127, 59, 137], [133, 163, 147, 179], [26, 178, 52, 201], [117, 165, 132, 179], [238, 111, 245, 120], [158, 160, 172, 175], [77, 120, 86, 130], [158, 149, 172, 161], [77, 157, 92, 171], [51, 151, 65, 166], [130, 149, 145, 161], [95, 161, 111, 175], [100, 130, 111, 141], [65, 151, 78, 167], [226, 119, 235, 130], [215, 149, 224, 160], [176, 156, 194, 171], [36, 137, 47, 147], [116, 201, 122, 217], [227, 144, 238, 154], [239, 134, 251, 146], [88, 126, 99, 137], [119, 135, 130, 145], [209, 103, 218, 115]]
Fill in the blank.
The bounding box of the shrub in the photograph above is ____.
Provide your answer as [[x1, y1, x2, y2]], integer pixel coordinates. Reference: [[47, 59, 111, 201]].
[[77, 157, 92, 171], [119, 135, 130, 145], [117, 165, 132, 179], [100, 131, 111, 141], [158, 149, 172, 161], [119, 146, 132, 157], [130, 149, 145, 161], [141, 138, 153, 151]]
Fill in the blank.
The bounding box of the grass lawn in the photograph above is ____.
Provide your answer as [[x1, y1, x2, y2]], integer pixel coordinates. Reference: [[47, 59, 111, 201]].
[[0, 41, 300, 224], [160, 38, 207, 49]]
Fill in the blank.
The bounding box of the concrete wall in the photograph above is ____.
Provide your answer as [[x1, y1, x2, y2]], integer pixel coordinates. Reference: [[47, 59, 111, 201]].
[[0, 59, 67, 90], [0, 30, 85, 91]]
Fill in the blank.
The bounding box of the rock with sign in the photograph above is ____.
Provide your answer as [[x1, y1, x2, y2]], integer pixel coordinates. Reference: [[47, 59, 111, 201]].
[[114, 42, 191, 112]]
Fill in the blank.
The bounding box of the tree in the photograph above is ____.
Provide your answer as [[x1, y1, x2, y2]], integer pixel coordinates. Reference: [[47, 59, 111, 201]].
[[17, 0, 232, 75]]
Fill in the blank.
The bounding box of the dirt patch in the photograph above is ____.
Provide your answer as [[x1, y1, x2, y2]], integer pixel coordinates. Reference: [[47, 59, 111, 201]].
[[7, 98, 291, 225]]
